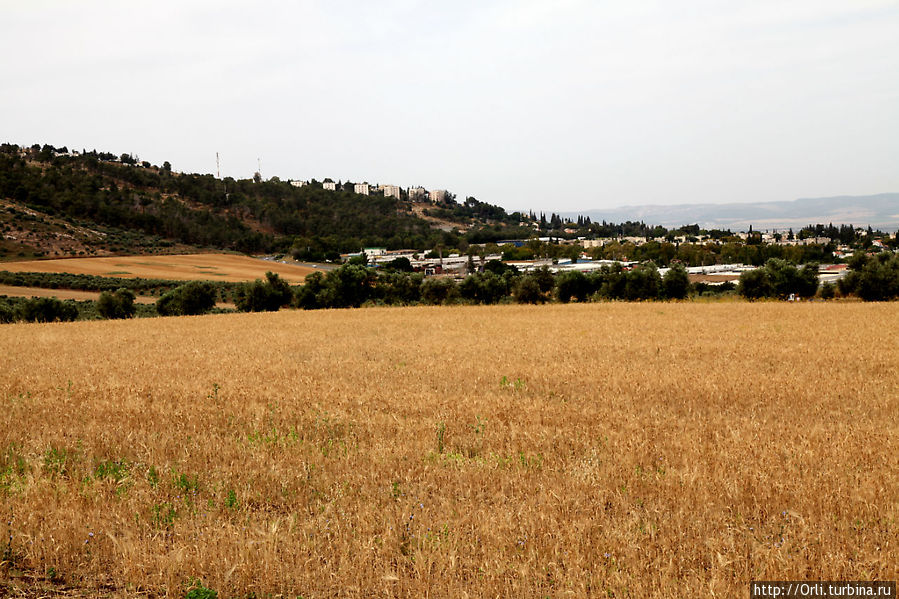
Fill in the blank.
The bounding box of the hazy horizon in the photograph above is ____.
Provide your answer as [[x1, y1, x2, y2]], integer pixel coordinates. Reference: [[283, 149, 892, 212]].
[[3, 1, 898, 214]]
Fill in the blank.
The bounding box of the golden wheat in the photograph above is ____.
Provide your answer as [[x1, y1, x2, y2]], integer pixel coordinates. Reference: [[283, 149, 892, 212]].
[[0, 303, 896, 597]]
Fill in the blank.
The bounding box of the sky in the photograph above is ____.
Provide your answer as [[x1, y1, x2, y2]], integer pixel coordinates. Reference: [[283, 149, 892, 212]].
[[2, 0, 898, 214]]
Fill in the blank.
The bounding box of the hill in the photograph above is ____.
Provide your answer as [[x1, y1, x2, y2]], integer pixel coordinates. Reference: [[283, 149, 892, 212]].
[[564, 194, 899, 231], [0, 143, 531, 261]]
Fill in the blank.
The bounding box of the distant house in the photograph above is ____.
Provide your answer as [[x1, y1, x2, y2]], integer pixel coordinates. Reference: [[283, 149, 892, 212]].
[[323, 181, 337, 191], [429, 189, 447, 203], [289, 180, 307, 188], [354, 183, 370, 196], [408, 187, 427, 200]]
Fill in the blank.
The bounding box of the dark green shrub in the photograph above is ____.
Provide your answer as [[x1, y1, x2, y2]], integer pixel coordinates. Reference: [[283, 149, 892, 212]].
[[555, 271, 590, 303], [738, 268, 774, 300], [97, 288, 136, 319], [0, 301, 13, 323], [738, 259, 818, 300], [852, 253, 899, 301], [16, 297, 78, 322], [156, 281, 216, 316], [623, 264, 661, 300], [514, 276, 545, 304], [420, 277, 459, 305], [662, 263, 690, 299], [234, 272, 293, 312]]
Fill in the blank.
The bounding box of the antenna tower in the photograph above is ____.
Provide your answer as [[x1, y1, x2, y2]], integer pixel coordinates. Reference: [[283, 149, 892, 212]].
[[216, 152, 221, 179]]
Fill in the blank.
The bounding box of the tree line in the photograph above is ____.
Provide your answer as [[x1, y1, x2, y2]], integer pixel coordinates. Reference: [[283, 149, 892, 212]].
[[4, 252, 899, 325], [736, 253, 899, 301]]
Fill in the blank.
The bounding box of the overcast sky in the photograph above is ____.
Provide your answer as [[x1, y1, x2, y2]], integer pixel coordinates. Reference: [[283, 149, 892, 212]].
[[2, 0, 898, 213]]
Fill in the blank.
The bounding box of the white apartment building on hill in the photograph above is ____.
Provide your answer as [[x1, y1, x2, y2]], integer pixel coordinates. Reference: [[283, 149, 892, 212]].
[[381, 185, 401, 199]]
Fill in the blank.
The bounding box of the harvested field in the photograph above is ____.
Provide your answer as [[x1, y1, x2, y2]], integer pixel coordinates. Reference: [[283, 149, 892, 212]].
[[1, 253, 315, 284], [0, 285, 157, 304], [689, 273, 741, 284], [1, 303, 897, 597]]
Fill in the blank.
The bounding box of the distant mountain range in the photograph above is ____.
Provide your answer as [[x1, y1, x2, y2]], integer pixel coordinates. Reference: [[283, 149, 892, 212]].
[[563, 193, 899, 232]]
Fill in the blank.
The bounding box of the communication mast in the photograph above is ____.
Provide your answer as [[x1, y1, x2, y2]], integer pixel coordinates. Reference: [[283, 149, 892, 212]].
[[216, 152, 221, 179]]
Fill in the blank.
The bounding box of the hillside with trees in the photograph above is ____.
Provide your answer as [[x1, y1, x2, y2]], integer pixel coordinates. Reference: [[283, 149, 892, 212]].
[[0, 143, 518, 260], [2, 143, 896, 271]]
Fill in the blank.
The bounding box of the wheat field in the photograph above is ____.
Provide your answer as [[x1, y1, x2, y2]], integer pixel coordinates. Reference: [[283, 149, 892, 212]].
[[1, 303, 897, 597]]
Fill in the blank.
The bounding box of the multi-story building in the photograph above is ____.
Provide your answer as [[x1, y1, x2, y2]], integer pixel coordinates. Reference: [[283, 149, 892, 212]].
[[354, 183, 370, 196], [289, 180, 307, 188], [408, 187, 426, 200], [429, 189, 447, 203], [381, 185, 401, 199], [323, 181, 337, 191]]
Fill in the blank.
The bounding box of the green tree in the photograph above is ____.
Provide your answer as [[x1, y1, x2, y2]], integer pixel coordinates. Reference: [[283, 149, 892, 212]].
[[384, 256, 413, 272], [531, 265, 555, 293], [235, 272, 293, 312], [373, 271, 423, 305], [854, 253, 899, 301], [737, 269, 774, 300], [738, 259, 819, 300], [514, 276, 545, 304], [420, 277, 458, 305], [294, 271, 325, 310], [457, 272, 509, 304], [16, 297, 78, 322], [623, 264, 661, 300], [0, 301, 13, 323], [156, 281, 217, 316], [555, 271, 590, 303], [326, 264, 376, 308], [764, 259, 818, 299], [483, 259, 516, 276], [591, 264, 628, 300], [97, 288, 136, 319], [662, 264, 690, 299]]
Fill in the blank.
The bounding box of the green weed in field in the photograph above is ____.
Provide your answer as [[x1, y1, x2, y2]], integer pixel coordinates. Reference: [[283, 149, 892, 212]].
[[151, 502, 177, 528]]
